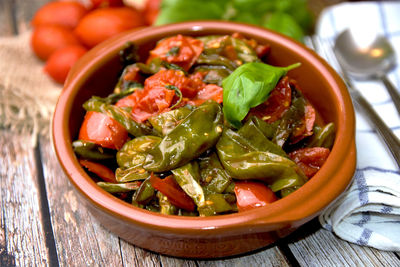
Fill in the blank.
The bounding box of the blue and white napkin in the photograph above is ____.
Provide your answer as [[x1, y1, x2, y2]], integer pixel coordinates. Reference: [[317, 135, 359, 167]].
[[315, 1, 400, 251]]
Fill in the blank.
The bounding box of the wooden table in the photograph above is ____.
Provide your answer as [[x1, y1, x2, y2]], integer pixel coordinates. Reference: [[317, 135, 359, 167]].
[[1, 0, 399, 266]]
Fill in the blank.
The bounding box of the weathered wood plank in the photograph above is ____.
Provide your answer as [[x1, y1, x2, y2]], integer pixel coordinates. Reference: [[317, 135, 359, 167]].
[[287, 219, 400, 267], [0, 131, 49, 266], [0, 0, 16, 36], [196, 247, 291, 267], [13, 0, 53, 34], [39, 136, 127, 266], [119, 240, 162, 267], [39, 135, 291, 266]]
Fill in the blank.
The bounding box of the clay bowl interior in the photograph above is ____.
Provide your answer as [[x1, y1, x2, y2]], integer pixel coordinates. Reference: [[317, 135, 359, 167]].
[[53, 21, 356, 259]]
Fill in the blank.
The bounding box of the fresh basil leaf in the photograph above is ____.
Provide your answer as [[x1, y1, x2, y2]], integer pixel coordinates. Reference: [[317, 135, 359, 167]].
[[155, 0, 230, 25], [222, 62, 300, 128], [262, 12, 305, 42]]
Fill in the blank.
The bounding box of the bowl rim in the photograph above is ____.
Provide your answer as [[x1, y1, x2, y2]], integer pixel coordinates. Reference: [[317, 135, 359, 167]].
[[53, 21, 356, 236]]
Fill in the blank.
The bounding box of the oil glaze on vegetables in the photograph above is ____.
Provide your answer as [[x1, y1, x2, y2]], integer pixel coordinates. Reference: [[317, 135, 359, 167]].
[[73, 33, 335, 216]]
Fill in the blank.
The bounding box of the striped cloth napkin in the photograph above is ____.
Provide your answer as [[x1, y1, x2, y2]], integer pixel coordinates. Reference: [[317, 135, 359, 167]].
[[315, 1, 400, 251]]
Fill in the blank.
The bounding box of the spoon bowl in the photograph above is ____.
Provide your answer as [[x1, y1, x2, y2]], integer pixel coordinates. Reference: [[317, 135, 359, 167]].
[[334, 29, 396, 79], [334, 29, 400, 115]]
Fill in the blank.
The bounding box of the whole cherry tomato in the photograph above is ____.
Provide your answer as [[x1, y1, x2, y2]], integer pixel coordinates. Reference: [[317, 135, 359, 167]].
[[143, 0, 161, 25], [74, 7, 145, 48], [78, 111, 129, 150], [90, 0, 124, 8], [31, 25, 81, 61], [289, 147, 330, 178], [79, 159, 117, 183], [234, 181, 278, 212], [44, 45, 87, 84], [31, 1, 88, 29]]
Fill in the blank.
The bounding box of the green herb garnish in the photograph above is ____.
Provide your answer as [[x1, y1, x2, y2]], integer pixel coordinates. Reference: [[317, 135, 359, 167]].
[[222, 61, 300, 128], [165, 85, 183, 109]]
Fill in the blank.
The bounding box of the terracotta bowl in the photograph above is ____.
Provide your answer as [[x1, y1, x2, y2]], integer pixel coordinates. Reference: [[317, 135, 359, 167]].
[[52, 21, 356, 259]]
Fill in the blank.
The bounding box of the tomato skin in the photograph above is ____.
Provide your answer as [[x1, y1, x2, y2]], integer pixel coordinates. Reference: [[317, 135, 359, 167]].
[[74, 7, 145, 48], [188, 84, 223, 106], [44, 45, 87, 84], [147, 35, 204, 71], [90, 0, 124, 8], [234, 181, 278, 212], [249, 76, 292, 123], [32, 1, 88, 29], [290, 101, 316, 144], [78, 111, 129, 150], [79, 159, 117, 183], [116, 69, 206, 122], [145, 69, 204, 98], [289, 147, 330, 178], [143, 0, 161, 25], [150, 174, 196, 211], [31, 25, 81, 61]]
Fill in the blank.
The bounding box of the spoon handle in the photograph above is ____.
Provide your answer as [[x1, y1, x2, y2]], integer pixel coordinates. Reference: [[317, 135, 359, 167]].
[[349, 88, 400, 168], [381, 75, 400, 116]]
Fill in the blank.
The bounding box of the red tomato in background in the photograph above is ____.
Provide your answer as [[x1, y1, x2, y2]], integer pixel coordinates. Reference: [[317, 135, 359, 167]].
[[150, 174, 196, 211], [79, 159, 117, 183], [143, 0, 161, 25], [147, 35, 204, 71], [44, 45, 87, 84], [289, 147, 330, 178], [31, 1, 88, 29], [74, 7, 145, 48], [90, 0, 124, 8], [78, 111, 129, 150], [234, 181, 278, 212], [31, 25, 81, 61]]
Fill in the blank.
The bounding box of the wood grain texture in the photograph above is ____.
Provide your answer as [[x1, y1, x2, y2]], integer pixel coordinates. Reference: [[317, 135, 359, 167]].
[[0, 132, 49, 266], [38, 135, 291, 266], [0, 0, 16, 35], [12, 0, 52, 34], [1, 0, 399, 266], [286, 219, 400, 267]]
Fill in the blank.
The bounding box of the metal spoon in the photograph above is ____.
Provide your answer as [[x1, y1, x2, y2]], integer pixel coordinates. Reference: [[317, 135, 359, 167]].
[[334, 29, 400, 115]]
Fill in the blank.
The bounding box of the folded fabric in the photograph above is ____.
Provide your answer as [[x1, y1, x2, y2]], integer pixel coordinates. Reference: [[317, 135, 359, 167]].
[[315, 2, 400, 251], [319, 168, 400, 251]]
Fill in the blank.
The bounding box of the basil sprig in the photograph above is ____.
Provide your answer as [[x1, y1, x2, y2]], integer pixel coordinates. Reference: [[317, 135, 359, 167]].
[[222, 62, 300, 128]]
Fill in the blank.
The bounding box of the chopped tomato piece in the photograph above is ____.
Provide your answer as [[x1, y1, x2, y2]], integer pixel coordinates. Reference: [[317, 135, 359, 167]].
[[234, 181, 278, 212], [188, 84, 223, 106], [289, 147, 330, 178], [290, 101, 316, 144], [255, 44, 271, 58], [79, 159, 117, 183], [249, 76, 292, 123], [150, 174, 196, 211], [122, 65, 143, 83], [145, 69, 204, 98], [116, 86, 176, 122], [78, 111, 129, 150], [147, 35, 204, 71]]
